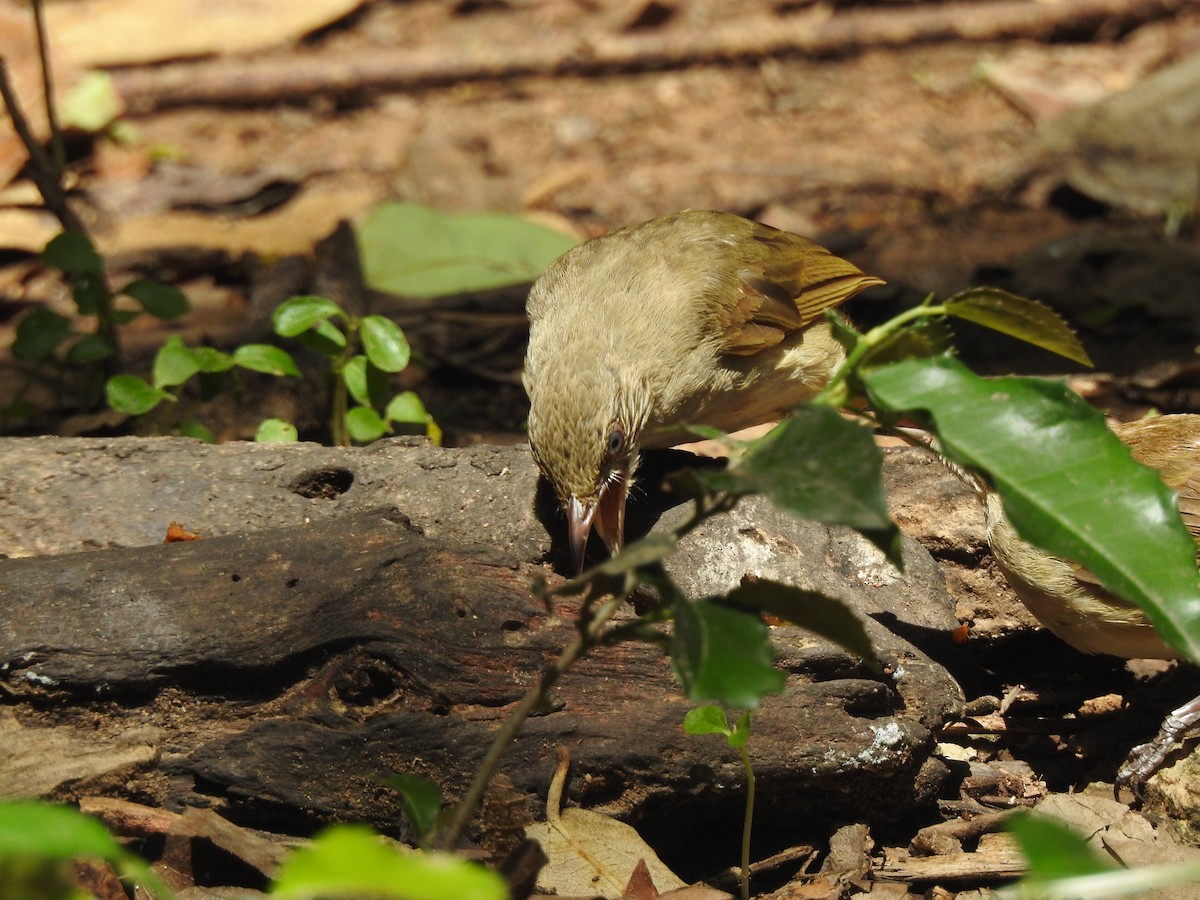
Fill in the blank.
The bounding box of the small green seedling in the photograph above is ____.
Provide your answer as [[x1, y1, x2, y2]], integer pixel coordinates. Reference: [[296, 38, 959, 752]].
[[105, 335, 301, 442], [684, 705, 755, 900], [272, 295, 438, 447]]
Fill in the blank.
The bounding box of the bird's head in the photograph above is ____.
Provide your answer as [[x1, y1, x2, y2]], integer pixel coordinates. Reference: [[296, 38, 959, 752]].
[[525, 357, 652, 572]]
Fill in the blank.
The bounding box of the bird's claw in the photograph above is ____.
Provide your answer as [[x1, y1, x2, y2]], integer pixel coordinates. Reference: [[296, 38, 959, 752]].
[[1115, 692, 1200, 799]]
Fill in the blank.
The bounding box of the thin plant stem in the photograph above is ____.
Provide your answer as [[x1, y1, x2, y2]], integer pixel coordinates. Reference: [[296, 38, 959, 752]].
[[0, 57, 122, 375], [816, 302, 947, 405], [31, 0, 64, 170], [436, 591, 626, 851], [737, 744, 754, 900]]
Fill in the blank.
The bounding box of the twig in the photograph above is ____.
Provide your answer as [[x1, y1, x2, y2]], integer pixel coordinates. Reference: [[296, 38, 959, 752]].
[[0, 56, 120, 371], [31, 0, 64, 170], [108, 0, 1186, 111], [0, 58, 82, 234], [435, 591, 627, 851]]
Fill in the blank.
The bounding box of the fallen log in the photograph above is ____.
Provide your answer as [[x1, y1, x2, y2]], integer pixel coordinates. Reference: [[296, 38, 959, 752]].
[[0, 436, 969, 855]]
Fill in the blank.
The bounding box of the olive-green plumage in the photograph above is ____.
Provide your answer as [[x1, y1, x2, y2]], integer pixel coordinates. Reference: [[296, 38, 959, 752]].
[[986, 413, 1200, 660], [523, 209, 884, 570], [981, 413, 1200, 784]]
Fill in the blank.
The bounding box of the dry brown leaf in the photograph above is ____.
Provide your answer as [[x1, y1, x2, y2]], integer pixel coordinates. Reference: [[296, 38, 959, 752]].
[[99, 179, 383, 258], [0, 207, 59, 251], [528, 747, 687, 899], [46, 0, 368, 68]]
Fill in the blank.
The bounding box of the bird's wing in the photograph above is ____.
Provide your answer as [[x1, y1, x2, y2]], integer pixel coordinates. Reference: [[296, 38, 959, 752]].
[[1115, 415, 1200, 552], [719, 230, 884, 357]]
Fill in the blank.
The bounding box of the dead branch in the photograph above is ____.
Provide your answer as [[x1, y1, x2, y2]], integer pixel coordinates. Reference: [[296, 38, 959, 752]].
[[110, 0, 1186, 112]]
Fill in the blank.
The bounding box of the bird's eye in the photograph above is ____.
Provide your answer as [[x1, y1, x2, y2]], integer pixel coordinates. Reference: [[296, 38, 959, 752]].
[[606, 423, 625, 457]]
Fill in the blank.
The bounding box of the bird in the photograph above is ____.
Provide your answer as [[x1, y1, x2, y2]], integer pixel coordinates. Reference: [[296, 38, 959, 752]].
[[523, 209, 884, 572], [981, 413, 1200, 784]]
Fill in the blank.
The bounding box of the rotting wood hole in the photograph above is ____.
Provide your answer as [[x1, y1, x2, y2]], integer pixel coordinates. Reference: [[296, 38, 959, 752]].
[[290, 467, 355, 499]]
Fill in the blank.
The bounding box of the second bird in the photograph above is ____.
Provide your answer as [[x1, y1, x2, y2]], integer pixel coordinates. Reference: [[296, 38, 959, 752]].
[[523, 209, 884, 571]]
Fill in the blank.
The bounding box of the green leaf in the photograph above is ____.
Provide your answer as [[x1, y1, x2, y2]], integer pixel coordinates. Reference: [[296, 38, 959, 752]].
[[297, 319, 347, 357], [729, 710, 751, 749], [343, 356, 371, 406], [232, 344, 301, 377], [191, 346, 235, 373], [943, 288, 1092, 367], [719, 405, 902, 568], [178, 421, 215, 443], [547, 532, 680, 598], [0, 801, 167, 898], [683, 705, 732, 737], [863, 354, 1200, 662], [358, 202, 578, 298], [384, 774, 444, 839], [60, 71, 122, 133], [41, 231, 103, 276], [385, 391, 430, 426], [272, 296, 343, 337], [727, 577, 878, 667], [360, 315, 411, 373], [346, 406, 388, 443], [106, 375, 173, 415], [825, 309, 862, 355], [153, 336, 203, 389], [121, 278, 189, 320], [255, 418, 299, 443], [271, 824, 506, 900], [672, 599, 785, 709], [66, 334, 114, 363], [1006, 812, 1111, 881], [0, 802, 121, 861], [13, 309, 72, 361]]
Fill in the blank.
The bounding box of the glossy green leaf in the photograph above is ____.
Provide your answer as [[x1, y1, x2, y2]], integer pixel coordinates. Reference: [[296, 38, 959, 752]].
[[121, 278, 189, 320], [233, 344, 301, 377], [13, 309, 72, 361], [358, 202, 577, 298], [297, 319, 347, 357], [943, 288, 1092, 367], [347, 406, 388, 443], [342, 356, 371, 406], [727, 578, 878, 667], [272, 824, 506, 900], [106, 375, 173, 415], [272, 296, 342, 337], [385, 391, 430, 426], [683, 705, 731, 737], [864, 354, 1200, 662], [672, 599, 785, 708], [720, 405, 901, 568], [360, 315, 411, 373], [152, 336, 203, 389], [255, 418, 299, 443], [41, 231, 103, 276], [385, 773, 444, 839]]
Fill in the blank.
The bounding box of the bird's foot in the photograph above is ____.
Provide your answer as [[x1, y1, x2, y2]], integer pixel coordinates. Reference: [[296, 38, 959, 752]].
[[1116, 693, 1200, 797]]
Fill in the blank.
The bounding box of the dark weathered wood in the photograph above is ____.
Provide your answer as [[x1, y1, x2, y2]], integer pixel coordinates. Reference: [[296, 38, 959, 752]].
[[0, 437, 972, 845]]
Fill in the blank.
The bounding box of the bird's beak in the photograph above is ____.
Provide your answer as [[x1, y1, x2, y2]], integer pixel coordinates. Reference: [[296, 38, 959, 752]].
[[567, 474, 628, 573]]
